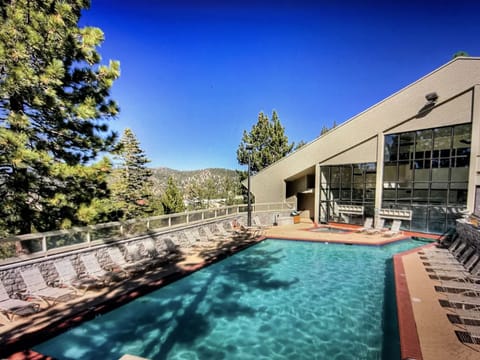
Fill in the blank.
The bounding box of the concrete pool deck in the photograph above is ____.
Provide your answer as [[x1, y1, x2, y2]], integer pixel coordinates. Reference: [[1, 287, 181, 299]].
[[1, 219, 479, 359]]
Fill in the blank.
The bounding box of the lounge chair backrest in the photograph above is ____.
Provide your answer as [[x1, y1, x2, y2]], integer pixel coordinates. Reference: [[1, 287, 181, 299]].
[[81, 253, 105, 276], [20, 268, 48, 293], [465, 253, 480, 272], [108, 247, 128, 266], [143, 239, 158, 256], [0, 281, 11, 302], [54, 259, 77, 283], [374, 218, 385, 230], [216, 223, 229, 236], [447, 237, 461, 251], [390, 220, 401, 232], [452, 242, 467, 257], [470, 258, 480, 276], [203, 227, 216, 239], [364, 217, 373, 228], [125, 243, 142, 261], [183, 230, 195, 244], [253, 216, 263, 226], [458, 247, 474, 263], [164, 238, 177, 252]]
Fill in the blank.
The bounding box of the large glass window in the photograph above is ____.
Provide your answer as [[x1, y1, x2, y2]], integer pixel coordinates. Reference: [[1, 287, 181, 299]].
[[320, 163, 376, 224], [382, 124, 471, 233]]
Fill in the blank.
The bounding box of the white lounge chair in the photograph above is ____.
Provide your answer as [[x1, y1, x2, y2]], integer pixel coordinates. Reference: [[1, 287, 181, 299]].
[[366, 218, 385, 234], [107, 246, 146, 275], [80, 253, 122, 283], [382, 220, 402, 237], [0, 281, 39, 321], [20, 267, 76, 306], [357, 217, 373, 232], [54, 258, 102, 293]]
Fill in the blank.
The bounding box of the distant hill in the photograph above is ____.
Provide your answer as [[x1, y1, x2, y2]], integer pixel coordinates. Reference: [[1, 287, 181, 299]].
[[150, 167, 242, 199]]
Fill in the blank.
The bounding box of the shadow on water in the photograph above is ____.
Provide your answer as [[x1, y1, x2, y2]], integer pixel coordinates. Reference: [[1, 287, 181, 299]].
[[381, 258, 401, 360], [29, 242, 299, 360]]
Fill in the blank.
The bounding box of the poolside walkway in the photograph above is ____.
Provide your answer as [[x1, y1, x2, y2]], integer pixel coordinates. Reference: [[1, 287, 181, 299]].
[[1, 219, 479, 359]]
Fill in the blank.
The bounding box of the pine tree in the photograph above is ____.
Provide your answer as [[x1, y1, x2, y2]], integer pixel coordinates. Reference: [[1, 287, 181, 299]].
[[237, 110, 294, 174], [0, 0, 120, 235], [161, 176, 185, 214], [110, 128, 156, 220]]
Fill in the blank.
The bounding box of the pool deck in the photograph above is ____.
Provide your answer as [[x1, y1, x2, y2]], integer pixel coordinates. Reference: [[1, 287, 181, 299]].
[[1, 219, 479, 359]]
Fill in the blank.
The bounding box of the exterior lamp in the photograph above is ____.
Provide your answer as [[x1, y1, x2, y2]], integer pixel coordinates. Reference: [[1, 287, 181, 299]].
[[245, 143, 254, 227], [425, 92, 438, 104]]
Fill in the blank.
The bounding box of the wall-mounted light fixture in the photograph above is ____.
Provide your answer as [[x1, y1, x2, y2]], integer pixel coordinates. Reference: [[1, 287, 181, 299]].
[[425, 92, 438, 104]]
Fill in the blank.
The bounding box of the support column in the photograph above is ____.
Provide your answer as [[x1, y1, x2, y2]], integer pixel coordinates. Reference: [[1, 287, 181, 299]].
[[467, 85, 480, 212], [374, 134, 384, 225], [314, 163, 321, 224]]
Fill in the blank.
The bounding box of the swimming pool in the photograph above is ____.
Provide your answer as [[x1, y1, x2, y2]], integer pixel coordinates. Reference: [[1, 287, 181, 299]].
[[34, 239, 423, 360]]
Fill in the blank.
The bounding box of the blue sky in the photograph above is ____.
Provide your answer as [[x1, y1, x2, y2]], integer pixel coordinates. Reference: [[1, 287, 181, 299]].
[[81, 0, 480, 170]]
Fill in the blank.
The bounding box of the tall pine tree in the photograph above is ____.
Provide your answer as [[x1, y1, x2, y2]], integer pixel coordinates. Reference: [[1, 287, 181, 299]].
[[237, 110, 294, 174], [0, 0, 120, 234], [161, 176, 185, 215], [110, 128, 155, 220]]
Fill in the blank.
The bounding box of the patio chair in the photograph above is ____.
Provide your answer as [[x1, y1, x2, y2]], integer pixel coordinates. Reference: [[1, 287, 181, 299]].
[[141, 238, 171, 267], [0, 280, 40, 321], [107, 246, 146, 275], [54, 258, 103, 294], [20, 267, 76, 306], [424, 247, 475, 268], [420, 237, 462, 255], [425, 249, 477, 276], [253, 216, 270, 229], [442, 292, 480, 307], [203, 226, 222, 241], [356, 217, 373, 232], [429, 257, 480, 282], [216, 223, 235, 236], [366, 218, 385, 234], [420, 240, 467, 260], [382, 220, 402, 237], [80, 253, 123, 284], [124, 243, 153, 269], [454, 323, 480, 345]]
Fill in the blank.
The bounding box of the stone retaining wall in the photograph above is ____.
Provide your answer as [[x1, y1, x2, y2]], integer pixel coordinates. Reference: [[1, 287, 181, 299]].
[[0, 212, 288, 298], [456, 219, 480, 251]]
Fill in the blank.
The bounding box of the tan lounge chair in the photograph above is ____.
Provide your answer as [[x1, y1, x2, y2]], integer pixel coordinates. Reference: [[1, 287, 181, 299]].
[[0, 281, 39, 321], [20, 267, 76, 306]]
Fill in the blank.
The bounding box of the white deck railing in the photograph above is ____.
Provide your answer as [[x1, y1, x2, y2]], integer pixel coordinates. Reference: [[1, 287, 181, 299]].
[[0, 202, 294, 264]]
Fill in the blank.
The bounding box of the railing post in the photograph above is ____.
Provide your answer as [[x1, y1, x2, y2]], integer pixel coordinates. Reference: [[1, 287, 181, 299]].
[[42, 235, 47, 253], [86, 230, 91, 245]]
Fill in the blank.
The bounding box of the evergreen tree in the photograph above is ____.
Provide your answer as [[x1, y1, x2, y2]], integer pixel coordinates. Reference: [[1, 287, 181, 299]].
[[237, 110, 294, 174], [161, 176, 185, 214], [0, 0, 120, 235], [110, 128, 156, 220]]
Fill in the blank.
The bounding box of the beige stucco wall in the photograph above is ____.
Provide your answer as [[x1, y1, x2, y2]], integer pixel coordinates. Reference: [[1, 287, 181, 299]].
[[251, 57, 480, 220]]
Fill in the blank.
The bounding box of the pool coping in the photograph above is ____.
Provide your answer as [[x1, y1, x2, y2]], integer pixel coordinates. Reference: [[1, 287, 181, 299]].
[[393, 245, 433, 360]]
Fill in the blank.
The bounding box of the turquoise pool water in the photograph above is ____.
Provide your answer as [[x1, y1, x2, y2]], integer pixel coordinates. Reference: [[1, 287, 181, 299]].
[[34, 239, 422, 360]]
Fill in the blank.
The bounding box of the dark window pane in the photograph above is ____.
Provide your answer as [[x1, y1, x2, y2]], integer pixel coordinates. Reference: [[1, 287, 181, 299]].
[[434, 127, 452, 150], [432, 167, 449, 182], [449, 189, 467, 205], [383, 189, 396, 200], [428, 207, 446, 234], [451, 167, 468, 182], [411, 206, 427, 232]]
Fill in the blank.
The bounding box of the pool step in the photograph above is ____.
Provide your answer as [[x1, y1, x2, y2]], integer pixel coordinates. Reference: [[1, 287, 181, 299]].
[[119, 355, 150, 360]]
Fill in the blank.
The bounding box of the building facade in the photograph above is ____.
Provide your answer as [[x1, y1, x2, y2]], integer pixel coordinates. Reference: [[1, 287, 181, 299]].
[[250, 57, 480, 234]]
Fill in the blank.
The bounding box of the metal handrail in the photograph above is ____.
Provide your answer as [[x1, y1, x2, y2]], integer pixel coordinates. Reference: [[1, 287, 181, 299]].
[[0, 202, 294, 264]]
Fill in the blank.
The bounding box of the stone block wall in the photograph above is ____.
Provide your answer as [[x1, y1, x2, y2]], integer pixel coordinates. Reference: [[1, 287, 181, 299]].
[[0, 212, 289, 299], [456, 219, 480, 252]]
